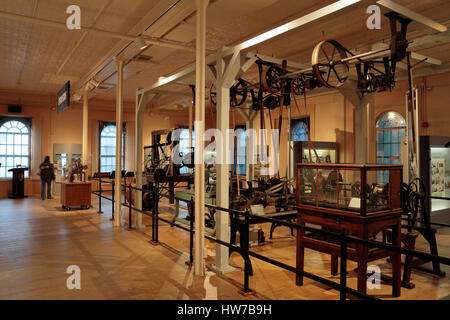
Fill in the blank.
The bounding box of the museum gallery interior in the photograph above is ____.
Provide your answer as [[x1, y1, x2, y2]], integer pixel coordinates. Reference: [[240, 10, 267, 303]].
[[0, 0, 449, 301]]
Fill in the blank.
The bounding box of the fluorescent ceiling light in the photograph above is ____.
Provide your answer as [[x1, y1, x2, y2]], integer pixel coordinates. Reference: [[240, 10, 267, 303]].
[[237, 0, 361, 51]]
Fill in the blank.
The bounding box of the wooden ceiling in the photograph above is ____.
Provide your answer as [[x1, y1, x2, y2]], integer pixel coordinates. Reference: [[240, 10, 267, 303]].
[[0, 0, 449, 111]]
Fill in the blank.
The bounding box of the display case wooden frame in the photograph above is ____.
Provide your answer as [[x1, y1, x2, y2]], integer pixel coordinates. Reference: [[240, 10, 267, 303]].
[[295, 163, 403, 297]]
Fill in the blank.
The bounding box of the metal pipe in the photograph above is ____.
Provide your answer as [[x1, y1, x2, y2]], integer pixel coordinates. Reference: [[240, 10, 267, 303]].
[[340, 48, 390, 63], [81, 86, 89, 170], [114, 60, 124, 227]]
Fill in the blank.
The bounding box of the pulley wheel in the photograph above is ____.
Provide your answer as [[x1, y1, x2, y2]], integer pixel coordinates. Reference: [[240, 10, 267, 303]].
[[311, 40, 349, 88], [291, 76, 305, 96], [261, 65, 284, 94], [230, 78, 248, 107]]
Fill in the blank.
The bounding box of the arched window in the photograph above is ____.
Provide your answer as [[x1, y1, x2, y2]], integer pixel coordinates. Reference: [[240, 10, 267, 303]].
[[234, 125, 247, 175], [0, 119, 30, 178], [99, 123, 125, 173], [290, 118, 309, 141], [376, 111, 406, 165], [179, 128, 194, 174]]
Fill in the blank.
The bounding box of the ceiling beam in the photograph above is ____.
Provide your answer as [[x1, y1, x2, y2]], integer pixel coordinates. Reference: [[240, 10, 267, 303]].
[[0, 10, 196, 52], [377, 0, 447, 33], [138, 0, 362, 95], [70, 0, 196, 100], [411, 52, 441, 65]]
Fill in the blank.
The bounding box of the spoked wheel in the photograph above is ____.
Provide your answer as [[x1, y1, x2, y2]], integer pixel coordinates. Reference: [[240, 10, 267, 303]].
[[261, 65, 285, 94], [312, 40, 349, 88], [230, 78, 247, 107], [209, 83, 217, 106], [291, 76, 305, 96], [209, 78, 248, 107]]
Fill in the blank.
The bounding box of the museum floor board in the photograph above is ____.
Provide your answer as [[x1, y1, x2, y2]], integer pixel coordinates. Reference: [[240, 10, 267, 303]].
[[0, 195, 449, 300]]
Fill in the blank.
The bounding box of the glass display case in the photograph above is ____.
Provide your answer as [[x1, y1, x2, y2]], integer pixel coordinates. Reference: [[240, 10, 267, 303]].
[[419, 136, 450, 217], [291, 141, 338, 164], [296, 163, 403, 216]]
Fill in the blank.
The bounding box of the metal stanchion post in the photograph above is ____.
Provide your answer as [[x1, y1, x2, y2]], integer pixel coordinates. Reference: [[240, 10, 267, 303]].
[[340, 229, 348, 301], [155, 183, 159, 243], [110, 181, 115, 221], [239, 209, 254, 296], [97, 179, 103, 214], [150, 184, 159, 245], [128, 185, 133, 230], [186, 197, 194, 266]]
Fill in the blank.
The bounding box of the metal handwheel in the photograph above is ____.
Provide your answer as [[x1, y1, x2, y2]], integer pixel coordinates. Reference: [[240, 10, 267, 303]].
[[311, 40, 349, 88]]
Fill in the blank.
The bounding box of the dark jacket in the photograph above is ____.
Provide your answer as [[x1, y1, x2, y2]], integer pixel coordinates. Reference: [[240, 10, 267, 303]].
[[39, 161, 55, 182]]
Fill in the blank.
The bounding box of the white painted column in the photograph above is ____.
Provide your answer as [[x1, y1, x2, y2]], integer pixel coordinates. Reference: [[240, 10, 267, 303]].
[[366, 100, 376, 163], [82, 86, 89, 169], [134, 92, 146, 229], [114, 59, 124, 227], [354, 104, 366, 164], [214, 53, 234, 273], [194, 0, 208, 276]]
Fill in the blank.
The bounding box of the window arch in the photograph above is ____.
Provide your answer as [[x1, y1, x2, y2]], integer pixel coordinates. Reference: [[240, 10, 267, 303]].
[[99, 123, 125, 173], [0, 119, 30, 178], [290, 117, 309, 142], [376, 111, 406, 165], [178, 128, 194, 174]]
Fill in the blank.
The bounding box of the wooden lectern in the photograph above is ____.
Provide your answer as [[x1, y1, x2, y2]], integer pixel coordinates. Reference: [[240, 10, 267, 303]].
[[8, 167, 28, 199]]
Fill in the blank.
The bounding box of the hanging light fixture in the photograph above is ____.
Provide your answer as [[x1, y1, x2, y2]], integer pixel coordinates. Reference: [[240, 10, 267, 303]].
[[136, 35, 149, 50]]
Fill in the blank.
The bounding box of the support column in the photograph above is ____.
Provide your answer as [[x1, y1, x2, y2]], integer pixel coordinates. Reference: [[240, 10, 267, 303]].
[[354, 104, 367, 164], [366, 100, 376, 163], [193, 0, 208, 276], [82, 86, 89, 169], [114, 59, 124, 227], [134, 92, 146, 229], [353, 94, 374, 164], [212, 47, 236, 274]]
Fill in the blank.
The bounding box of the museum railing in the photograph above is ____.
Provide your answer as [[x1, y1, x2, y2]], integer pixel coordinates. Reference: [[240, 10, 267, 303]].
[[90, 178, 450, 300]]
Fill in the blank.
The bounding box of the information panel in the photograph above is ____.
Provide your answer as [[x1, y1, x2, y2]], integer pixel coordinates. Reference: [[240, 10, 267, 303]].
[[57, 81, 70, 113]]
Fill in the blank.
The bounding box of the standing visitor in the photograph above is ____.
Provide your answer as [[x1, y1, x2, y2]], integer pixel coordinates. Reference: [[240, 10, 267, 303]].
[[38, 156, 55, 200]]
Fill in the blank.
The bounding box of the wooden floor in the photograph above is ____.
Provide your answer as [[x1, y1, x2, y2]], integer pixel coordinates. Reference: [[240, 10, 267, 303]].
[[0, 195, 449, 300]]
